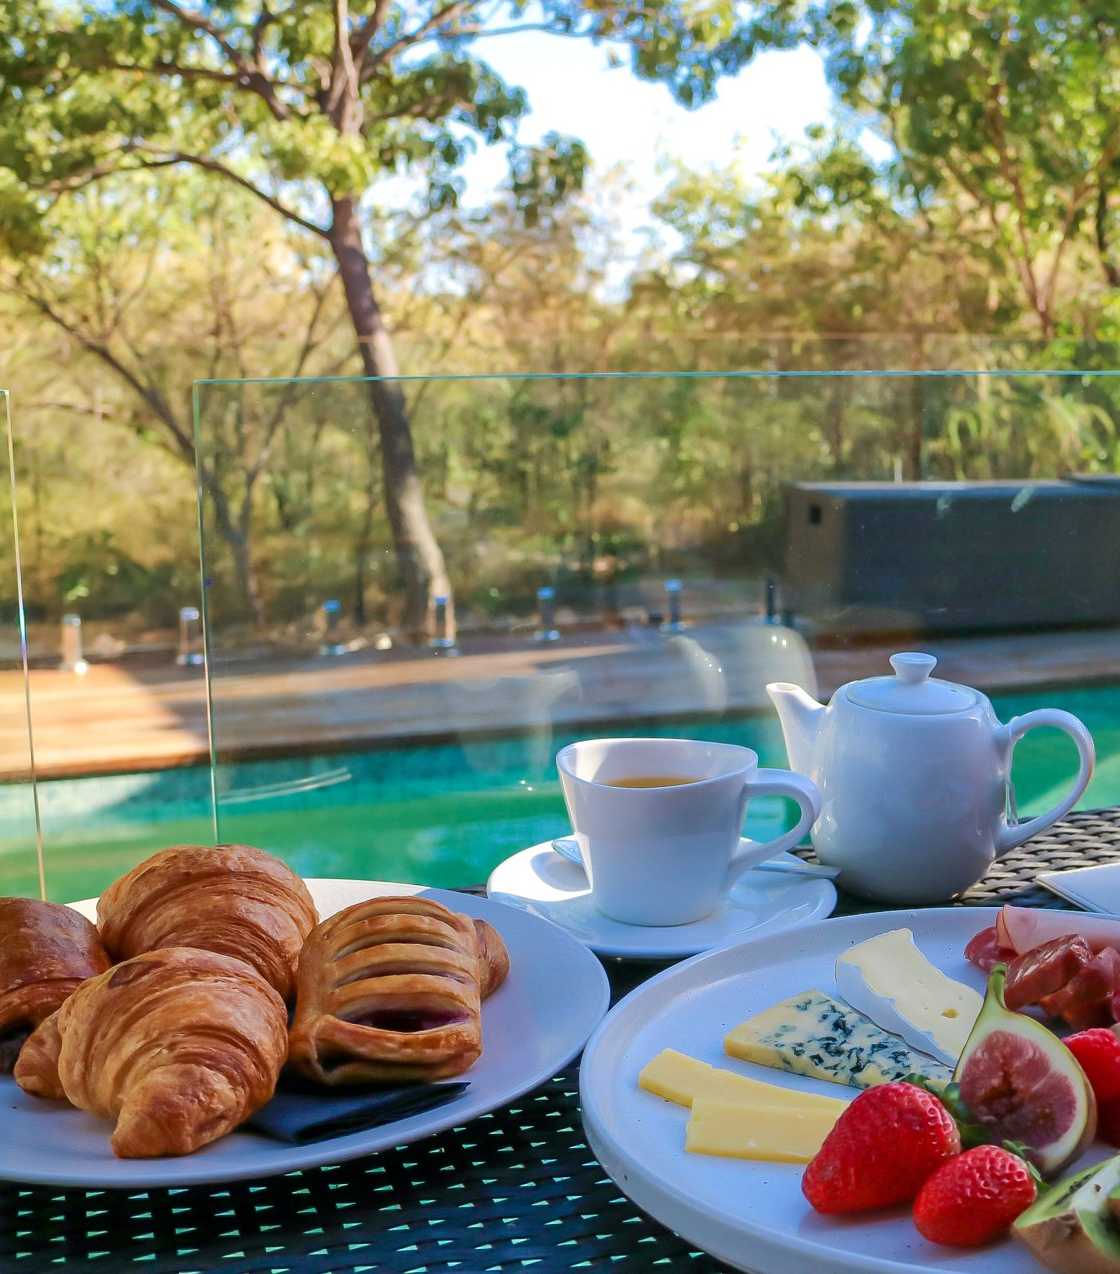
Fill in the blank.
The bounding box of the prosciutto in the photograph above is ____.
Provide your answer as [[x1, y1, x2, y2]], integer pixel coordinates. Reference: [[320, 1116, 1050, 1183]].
[[994, 904, 1120, 956]]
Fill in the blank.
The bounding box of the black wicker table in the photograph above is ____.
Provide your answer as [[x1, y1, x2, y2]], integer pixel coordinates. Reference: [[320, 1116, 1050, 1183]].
[[6, 807, 1120, 1274]]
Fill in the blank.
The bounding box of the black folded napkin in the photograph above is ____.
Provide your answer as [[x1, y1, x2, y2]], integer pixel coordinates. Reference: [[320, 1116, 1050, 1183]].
[[244, 1072, 470, 1144]]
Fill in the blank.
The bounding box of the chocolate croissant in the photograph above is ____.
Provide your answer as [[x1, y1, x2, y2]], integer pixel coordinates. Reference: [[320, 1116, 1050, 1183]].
[[96, 843, 318, 1002], [288, 896, 510, 1086], [0, 897, 111, 1073], [15, 947, 288, 1158]]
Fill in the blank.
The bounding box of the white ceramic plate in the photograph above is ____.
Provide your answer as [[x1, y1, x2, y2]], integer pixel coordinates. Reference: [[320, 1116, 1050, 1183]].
[[486, 842, 837, 959], [1039, 862, 1120, 913], [0, 879, 610, 1188], [579, 906, 1107, 1274]]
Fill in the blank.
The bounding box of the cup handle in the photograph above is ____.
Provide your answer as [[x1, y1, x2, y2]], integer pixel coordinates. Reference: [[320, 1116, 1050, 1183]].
[[724, 769, 822, 885], [996, 709, 1096, 856]]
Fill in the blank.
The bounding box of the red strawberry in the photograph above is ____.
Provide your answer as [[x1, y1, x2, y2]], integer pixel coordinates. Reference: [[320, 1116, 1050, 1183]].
[[1064, 1027, 1120, 1104], [802, 1081, 961, 1214], [912, 1145, 1037, 1246], [1098, 1095, 1120, 1146]]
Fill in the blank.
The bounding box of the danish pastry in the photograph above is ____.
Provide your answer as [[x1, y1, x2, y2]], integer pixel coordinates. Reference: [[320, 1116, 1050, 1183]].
[[15, 946, 288, 1158], [96, 843, 318, 1002], [288, 895, 509, 1085], [0, 897, 111, 1073]]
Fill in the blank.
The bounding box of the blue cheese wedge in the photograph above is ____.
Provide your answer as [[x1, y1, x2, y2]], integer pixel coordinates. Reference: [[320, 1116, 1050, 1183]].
[[724, 988, 953, 1091], [834, 927, 983, 1067]]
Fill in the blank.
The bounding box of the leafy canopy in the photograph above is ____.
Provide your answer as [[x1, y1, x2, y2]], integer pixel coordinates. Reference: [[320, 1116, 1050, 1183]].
[[0, 1, 759, 250]]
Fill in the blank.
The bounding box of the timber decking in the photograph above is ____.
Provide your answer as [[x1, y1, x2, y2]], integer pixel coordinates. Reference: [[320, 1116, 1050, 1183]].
[[3, 622, 1119, 781]]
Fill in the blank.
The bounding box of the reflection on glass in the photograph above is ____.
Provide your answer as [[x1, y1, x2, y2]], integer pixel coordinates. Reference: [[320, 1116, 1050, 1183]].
[[0, 390, 43, 898], [191, 371, 1120, 891]]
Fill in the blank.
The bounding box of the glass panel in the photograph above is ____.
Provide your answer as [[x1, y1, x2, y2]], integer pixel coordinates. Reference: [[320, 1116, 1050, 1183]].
[[193, 370, 1120, 891], [0, 391, 43, 898], [11, 393, 213, 903]]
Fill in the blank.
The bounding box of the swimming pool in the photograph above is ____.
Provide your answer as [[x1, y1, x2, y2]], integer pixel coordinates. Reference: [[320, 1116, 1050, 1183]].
[[6, 684, 1119, 902]]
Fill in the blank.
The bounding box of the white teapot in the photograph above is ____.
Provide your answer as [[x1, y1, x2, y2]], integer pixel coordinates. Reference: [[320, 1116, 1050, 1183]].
[[767, 652, 1096, 903]]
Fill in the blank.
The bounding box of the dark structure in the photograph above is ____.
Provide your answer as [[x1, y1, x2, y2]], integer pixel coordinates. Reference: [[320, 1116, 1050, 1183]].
[[782, 477, 1120, 633]]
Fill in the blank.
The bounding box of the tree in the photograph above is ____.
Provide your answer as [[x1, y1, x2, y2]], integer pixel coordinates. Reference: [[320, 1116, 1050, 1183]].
[[0, 0, 758, 640], [744, 1, 1120, 342], [0, 172, 351, 627]]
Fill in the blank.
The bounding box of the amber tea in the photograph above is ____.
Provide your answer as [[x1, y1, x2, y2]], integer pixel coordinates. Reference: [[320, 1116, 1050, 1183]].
[[601, 774, 697, 789]]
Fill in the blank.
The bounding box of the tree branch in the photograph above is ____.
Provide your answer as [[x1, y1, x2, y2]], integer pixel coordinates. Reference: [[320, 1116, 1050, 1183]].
[[14, 287, 194, 459], [361, 0, 478, 80], [150, 0, 294, 121], [124, 150, 329, 238]]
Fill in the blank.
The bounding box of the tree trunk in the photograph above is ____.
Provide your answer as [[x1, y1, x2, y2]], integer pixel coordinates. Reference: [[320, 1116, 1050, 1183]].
[[197, 460, 266, 629], [328, 195, 453, 642]]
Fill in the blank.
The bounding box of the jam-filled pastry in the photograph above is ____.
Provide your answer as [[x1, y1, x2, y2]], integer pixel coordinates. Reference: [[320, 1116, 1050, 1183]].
[[288, 896, 510, 1085], [96, 843, 318, 1002], [0, 897, 111, 1074], [14, 946, 288, 1158]]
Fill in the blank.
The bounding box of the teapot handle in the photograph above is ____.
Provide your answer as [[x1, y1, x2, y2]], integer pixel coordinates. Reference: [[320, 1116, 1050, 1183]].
[[996, 710, 1096, 856]]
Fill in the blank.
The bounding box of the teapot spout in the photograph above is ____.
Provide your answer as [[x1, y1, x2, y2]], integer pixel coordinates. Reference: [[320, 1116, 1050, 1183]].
[[766, 681, 826, 775]]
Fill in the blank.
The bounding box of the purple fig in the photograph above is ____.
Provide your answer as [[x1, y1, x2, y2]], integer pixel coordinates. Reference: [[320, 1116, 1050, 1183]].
[[954, 964, 1096, 1177]]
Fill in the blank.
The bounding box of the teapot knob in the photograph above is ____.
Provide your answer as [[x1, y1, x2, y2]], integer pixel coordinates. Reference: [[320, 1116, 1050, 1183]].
[[889, 652, 938, 684]]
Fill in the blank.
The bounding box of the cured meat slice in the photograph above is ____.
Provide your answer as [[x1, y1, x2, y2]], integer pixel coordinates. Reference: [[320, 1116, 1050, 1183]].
[[964, 925, 1017, 973], [1004, 935, 1092, 1011], [1040, 947, 1120, 1032], [995, 905, 1120, 957]]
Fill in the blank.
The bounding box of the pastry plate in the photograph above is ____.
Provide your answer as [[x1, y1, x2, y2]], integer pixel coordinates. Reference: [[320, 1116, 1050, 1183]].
[[486, 841, 836, 958], [0, 879, 611, 1188], [579, 906, 1106, 1274]]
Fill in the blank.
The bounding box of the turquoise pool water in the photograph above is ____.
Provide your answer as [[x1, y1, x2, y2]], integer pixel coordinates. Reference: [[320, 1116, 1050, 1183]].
[[6, 684, 1119, 901]]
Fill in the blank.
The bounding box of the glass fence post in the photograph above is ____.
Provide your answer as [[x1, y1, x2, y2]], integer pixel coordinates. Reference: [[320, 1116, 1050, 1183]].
[[661, 579, 686, 633], [59, 614, 89, 675], [428, 595, 458, 655], [534, 586, 560, 643], [319, 599, 345, 656], [176, 606, 204, 666]]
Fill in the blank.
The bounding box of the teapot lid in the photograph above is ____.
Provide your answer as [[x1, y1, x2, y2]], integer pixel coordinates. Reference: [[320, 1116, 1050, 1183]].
[[845, 652, 979, 715]]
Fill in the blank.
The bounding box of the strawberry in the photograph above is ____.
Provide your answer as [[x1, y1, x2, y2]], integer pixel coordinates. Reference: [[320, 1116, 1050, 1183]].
[[1098, 1095, 1120, 1146], [912, 1144, 1038, 1246], [1064, 1027, 1120, 1104], [801, 1081, 961, 1214]]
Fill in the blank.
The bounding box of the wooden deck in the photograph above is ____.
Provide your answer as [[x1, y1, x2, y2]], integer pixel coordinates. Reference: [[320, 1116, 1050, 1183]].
[[5, 622, 1120, 781]]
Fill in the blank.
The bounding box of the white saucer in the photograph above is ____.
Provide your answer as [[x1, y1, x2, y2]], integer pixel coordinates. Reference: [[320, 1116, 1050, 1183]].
[[485, 841, 837, 959]]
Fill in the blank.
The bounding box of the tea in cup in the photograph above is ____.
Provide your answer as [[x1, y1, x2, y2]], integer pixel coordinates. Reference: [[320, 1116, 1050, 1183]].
[[555, 737, 821, 926]]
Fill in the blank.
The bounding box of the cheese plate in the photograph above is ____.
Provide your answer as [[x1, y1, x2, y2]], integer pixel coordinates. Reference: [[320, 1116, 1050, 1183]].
[[578, 906, 1106, 1274]]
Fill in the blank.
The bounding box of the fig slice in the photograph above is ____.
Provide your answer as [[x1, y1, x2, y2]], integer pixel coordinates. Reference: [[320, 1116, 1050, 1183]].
[[1014, 1155, 1120, 1274], [953, 964, 1097, 1177]]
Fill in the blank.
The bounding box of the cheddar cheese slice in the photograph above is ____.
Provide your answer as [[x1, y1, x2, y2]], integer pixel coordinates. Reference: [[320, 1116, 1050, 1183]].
[[638, 1047, 849, 1115], [686, 1098, 842, 1163]]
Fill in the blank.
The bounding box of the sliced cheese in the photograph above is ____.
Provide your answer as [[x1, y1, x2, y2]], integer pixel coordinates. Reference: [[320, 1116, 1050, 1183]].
[[686, 1098, 841, 1162], [834, 927, 983, 1066], [638, 1047, 849, 1115], [724, 988, 953, 1091]]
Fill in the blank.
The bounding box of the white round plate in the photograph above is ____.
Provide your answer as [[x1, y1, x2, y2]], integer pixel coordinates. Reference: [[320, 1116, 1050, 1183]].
[[486, 841, 837, 959], [579, 906, 1106, 1274], [1, 879, 610, 1188]]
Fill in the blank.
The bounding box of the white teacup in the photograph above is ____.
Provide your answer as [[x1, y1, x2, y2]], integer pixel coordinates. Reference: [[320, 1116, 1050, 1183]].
[[556, 737, 822, 926]]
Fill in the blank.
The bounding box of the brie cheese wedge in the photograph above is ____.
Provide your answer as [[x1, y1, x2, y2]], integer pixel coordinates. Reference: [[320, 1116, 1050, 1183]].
[[834, 927, 983, 1066]]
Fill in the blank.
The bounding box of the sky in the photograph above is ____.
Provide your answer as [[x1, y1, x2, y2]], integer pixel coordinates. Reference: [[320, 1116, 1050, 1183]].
[[459, 27, 836, 229]]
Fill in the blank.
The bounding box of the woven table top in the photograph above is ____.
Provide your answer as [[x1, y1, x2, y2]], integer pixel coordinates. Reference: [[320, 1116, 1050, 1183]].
[[5, 806, 1120, 1274]]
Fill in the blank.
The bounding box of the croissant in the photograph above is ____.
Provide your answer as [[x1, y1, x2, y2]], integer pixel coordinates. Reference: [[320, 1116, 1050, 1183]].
[[288, 895, 510, 1086], [96, 844, 318, 1002], [14, 947, 288, 1158], [0, 897, 111, 1073]]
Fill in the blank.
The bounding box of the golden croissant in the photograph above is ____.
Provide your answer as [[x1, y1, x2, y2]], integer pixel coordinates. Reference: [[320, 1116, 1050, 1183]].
[[96, 843, 318, 1002], [288, 895, 510, 1085], [0, 896, 111, 1073], [14, 946, 288, 1158]]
